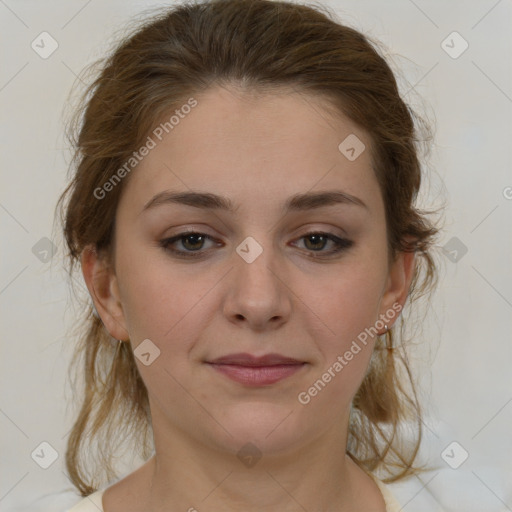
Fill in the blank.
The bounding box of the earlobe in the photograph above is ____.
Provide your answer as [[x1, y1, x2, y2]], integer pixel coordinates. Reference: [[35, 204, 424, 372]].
[[80, 245, 129, 341]]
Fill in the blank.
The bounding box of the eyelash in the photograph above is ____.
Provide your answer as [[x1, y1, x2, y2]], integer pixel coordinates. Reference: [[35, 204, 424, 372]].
[[159, 230, 354, 259]]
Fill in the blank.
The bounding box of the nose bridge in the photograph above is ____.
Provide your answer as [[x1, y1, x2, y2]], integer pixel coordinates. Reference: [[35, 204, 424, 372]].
[[234, 233, 281, 292], [224, 233, 291, 326]]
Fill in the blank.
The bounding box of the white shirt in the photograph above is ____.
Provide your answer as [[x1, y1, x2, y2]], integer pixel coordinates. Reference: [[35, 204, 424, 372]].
[[65, 476, 404, 512]]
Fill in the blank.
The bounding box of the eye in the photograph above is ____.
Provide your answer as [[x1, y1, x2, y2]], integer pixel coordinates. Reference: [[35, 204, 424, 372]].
[[292, 231, 354, 257], [159, 230, 354, 260], [159, 231, 218, 258]]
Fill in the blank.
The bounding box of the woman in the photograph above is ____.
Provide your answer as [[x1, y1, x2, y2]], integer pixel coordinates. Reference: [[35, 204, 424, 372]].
[[58, 0, 441, 510]]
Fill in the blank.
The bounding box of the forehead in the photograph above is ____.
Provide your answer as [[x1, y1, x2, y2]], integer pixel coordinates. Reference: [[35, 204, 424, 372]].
[[118, 85, 381, 217]]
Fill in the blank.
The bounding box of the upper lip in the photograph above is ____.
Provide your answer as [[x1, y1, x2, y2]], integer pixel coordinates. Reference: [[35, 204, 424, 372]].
[[207, 353, 304, 366]]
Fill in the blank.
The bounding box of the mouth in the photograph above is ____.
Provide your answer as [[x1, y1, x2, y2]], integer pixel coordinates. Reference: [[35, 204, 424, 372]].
[[205, 353, 307, 386]]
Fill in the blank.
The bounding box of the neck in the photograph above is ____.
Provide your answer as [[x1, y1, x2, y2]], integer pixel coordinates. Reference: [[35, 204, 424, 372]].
[[141, 414, 378, 512]]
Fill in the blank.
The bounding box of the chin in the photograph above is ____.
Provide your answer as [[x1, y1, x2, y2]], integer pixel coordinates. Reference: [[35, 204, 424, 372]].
[[210, 404, 309, 454]]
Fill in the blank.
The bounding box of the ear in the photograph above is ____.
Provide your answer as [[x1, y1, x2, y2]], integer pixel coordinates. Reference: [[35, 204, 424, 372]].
[[378, 249, 416, 327], [80, 244, 129, 341]]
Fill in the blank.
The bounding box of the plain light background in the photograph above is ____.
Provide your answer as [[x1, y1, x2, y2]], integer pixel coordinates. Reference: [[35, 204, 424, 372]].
[[1, 0, 511, 511]]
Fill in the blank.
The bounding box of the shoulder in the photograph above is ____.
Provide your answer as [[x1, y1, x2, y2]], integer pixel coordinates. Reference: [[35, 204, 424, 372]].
[[369, 474, 404, 512], [8, 489, 89, 512], [66, 490, 105, 512]]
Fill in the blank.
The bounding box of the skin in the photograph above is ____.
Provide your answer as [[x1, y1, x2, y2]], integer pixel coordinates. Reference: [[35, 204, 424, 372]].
[[82, 84, 415, 512]]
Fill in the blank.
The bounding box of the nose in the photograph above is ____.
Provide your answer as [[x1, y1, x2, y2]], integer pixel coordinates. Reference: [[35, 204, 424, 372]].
[[222, 237, 292, 331]]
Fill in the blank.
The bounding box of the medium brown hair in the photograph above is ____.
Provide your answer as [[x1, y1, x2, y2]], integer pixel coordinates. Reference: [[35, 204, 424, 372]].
[[56, 0, 442, 496]]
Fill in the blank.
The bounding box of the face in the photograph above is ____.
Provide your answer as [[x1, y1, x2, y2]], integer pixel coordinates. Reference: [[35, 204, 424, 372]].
[[84, 85, 413, 459]]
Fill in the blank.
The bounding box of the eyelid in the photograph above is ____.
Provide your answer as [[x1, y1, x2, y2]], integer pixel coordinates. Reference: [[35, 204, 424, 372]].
[[159, 229, 353, 259], [159, 231, 219, 259], [290, 231, 353, 255]]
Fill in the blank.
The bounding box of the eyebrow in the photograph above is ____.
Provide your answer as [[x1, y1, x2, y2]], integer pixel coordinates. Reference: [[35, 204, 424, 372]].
[[141, 189, 368, 214]]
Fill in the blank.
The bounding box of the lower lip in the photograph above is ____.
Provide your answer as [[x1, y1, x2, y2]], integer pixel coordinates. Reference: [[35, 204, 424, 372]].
[[207, 363, 306, 386]]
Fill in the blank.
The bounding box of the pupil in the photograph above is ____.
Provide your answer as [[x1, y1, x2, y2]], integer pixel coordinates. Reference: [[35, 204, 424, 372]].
[[184, 234, 203, 250], [306, 234, 325, 250]]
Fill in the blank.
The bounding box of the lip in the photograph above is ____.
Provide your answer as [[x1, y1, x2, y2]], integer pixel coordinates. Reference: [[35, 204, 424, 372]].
[[207, 363, 306, 386], [205, 353, 307, 387], [207, 352, 304, 366]]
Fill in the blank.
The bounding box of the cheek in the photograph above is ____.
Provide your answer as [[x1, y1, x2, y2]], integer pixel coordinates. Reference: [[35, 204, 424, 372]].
[[307, 264, 385, 342], [297, 274, 383, 410], [298, 261, 385, 399], [113, 236, 170, 332], [115, 247, 217, 350]]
